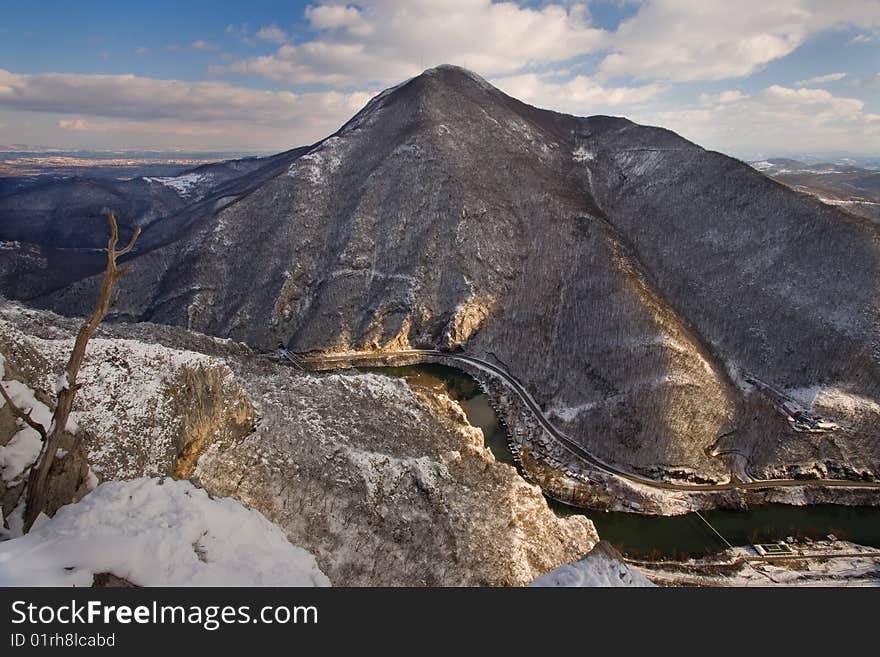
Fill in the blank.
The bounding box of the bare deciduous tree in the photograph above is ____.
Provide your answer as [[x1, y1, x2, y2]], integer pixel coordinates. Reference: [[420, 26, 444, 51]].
[[4, 212, 140, 532]]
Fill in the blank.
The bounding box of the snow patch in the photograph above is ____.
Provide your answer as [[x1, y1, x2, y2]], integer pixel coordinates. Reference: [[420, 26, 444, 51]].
[[213, 195, 239, 212], [0, 321, 217, 479], [0, 360, 52, 484], [0, 478, 330, 587], [54, 372, 69, 395], [613, 149, 666, 177], [288, 136, 344, 185], [788, 386, 880, 417], [724, 360, 752, 393], [550, 401, 600, 423], [815, 196, 879, 207], [392, 143, 422, 158], [573, 146, 595, 163], [549, 371, 704, 422], [145, 173, 213, 197], [530, 543, 654, 587]]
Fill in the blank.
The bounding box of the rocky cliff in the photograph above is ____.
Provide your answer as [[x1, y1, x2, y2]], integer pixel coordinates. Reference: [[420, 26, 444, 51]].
[[0, 303, 595, 585]]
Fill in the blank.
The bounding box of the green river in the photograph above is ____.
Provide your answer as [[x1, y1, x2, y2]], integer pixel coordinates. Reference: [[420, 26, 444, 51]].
[[361, 363, 880, 560]]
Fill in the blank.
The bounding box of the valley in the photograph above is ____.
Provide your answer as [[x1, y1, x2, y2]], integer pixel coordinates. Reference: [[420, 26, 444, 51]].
[[354, 361, 880, 562], [1, 65, 879, 586]]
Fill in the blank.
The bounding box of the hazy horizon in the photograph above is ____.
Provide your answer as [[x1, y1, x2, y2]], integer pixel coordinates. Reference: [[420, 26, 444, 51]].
[[1, 1, 879, 158]]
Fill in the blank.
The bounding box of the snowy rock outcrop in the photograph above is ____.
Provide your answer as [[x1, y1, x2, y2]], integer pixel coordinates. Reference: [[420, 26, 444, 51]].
[[0, 305, 239, 492], [194, 370, 597, 586], [0, 354, 51, 485], [0, 303, 597, 586], [530, 542, 654, 587], [0, 478, 329, 586]]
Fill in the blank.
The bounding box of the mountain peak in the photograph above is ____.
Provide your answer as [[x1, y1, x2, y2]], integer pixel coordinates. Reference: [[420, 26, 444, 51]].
[[419, 64, 493, 85], [335, 63, 505, 137], [414, 64, 500, 99], [382, 63, 498, 104]]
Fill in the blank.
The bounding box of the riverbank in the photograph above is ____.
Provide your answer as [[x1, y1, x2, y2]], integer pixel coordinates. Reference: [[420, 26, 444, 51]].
[[311, 352, 879, 516], [631, 538, 880, 586], [351, 361, 880, 564], [553, 500, 880, 560]]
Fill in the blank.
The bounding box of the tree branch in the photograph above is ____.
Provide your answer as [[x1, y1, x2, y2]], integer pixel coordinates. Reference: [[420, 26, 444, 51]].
[[115, 227, 141, 257], [22, 211, 139, 532], [0, 382, 48, 440]]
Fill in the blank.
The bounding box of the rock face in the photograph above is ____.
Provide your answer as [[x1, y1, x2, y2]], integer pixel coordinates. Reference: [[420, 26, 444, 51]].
[[194, 370, 595, 585], [2, 65, 879, 486], [0, 303, 596, 585]]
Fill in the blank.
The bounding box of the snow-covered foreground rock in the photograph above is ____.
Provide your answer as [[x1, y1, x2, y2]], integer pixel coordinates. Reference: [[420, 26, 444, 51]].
[[0, 478, 329, 587], [193, 370, 596, 585], [0, 353, 52, 485], [0, 303, 596, 585], [530, 542, 654, 587]]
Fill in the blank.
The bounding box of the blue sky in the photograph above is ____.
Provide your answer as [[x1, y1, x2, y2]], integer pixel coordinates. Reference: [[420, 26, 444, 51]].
[[0, 1, 878, 157]]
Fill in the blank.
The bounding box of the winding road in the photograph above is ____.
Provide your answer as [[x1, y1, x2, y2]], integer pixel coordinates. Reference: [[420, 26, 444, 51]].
[[301, 349, 880, 494]]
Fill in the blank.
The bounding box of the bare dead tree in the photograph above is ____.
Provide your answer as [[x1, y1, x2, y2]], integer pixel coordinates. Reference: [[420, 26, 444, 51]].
[[9, 212, 140, 532]]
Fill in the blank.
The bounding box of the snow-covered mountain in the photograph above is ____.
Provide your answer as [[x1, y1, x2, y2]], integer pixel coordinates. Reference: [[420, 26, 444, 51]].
[[1, 65, 878, 488]]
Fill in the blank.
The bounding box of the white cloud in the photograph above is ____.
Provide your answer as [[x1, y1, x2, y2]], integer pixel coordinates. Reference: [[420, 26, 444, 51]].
[[0, 69, 372, 149], [256, 25, 287, 44], [5, 2, 880, 154], [633, 83, 880, 154], [795, 72, 847, 86], [848, 33, 875, 44], [218, 1, 880, 90], [600, 0, 880, 81], [305, 4, 374, 36], [697, 89, 749, 105], [224, 23, 256, 46], [221, 0, 607, 86], [492, 72, 663, 115], [58, 118, 90, 131], [191, 40, 219, 51]]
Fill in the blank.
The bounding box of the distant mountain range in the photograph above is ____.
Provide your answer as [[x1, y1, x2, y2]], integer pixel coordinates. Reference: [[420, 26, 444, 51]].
[[1, 65, 878, 485], [749, 158, 880, 222], [749, 153, 880, 170], [0, 149, 268, 181]]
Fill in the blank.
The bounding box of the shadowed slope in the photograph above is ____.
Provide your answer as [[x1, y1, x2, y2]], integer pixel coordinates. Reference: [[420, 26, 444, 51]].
[[3, 65, 878, 484]]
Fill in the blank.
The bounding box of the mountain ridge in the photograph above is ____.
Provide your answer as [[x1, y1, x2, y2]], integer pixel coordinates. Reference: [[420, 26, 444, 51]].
[[1, 65, 878, 487]]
